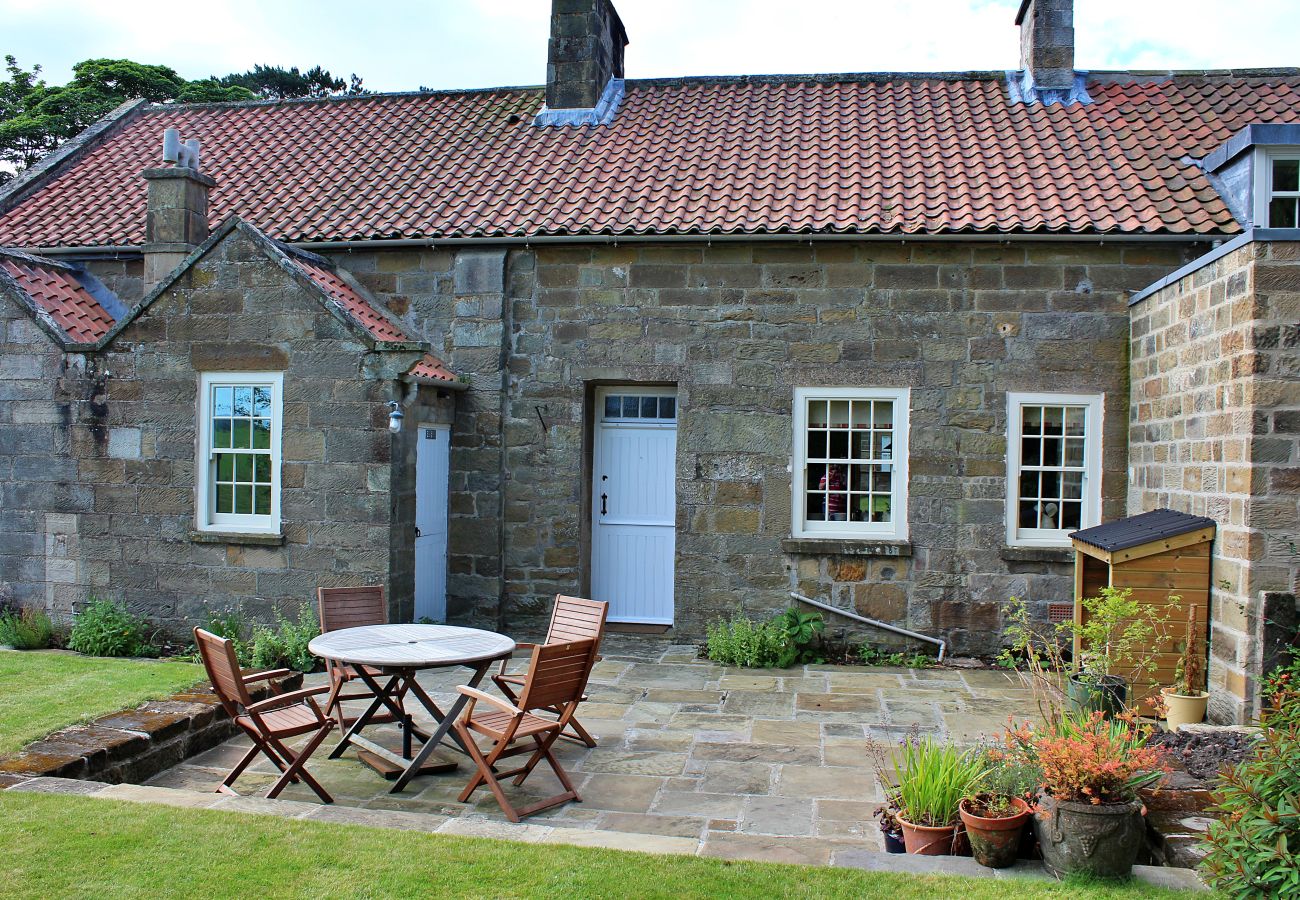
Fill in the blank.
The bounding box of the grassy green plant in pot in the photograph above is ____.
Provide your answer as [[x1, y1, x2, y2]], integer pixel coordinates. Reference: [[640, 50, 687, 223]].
[[1161, 606, 1208, 731], [891, 736, 987, 855]]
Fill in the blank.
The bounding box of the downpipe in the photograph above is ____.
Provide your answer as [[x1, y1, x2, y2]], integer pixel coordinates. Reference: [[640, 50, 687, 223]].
[[790, 591, 947, 662]]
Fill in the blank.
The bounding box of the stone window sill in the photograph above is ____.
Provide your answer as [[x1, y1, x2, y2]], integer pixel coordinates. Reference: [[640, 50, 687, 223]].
[[780, 538, 912, 557], [189, 530, 285, 547], [1000, 546, 1073, 564]]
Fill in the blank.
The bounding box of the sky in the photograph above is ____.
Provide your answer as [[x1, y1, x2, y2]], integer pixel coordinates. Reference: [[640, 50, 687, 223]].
[[2, 0, 1298, 93]]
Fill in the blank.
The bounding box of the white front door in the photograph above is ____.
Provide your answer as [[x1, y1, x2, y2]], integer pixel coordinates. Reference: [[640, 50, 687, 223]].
[[415, 423, 450, 622], [591, 388, 677, 624]]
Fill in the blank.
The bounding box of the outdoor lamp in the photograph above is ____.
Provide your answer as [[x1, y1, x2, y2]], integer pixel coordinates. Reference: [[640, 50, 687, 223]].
[[387, 401, 404, 434]]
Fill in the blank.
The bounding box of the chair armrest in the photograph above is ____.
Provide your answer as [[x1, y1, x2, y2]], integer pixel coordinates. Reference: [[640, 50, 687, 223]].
[[457, 686, 522, 717], [242, 668, 293, 684], [246, 685, 329, 714], [514, 642, 537, 651]]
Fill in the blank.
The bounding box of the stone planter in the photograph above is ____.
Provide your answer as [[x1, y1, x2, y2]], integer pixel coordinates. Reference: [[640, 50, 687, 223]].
[[898, 816, 960, 855], [1034, 793, 1146, 879], [1067, 673, 1128, 718], [959, 796, 1031, 868], [1162, 688, 1209, 732]]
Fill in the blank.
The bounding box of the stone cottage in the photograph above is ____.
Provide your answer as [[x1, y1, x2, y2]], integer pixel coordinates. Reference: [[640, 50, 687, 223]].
[[0, 0, 1295, 722]]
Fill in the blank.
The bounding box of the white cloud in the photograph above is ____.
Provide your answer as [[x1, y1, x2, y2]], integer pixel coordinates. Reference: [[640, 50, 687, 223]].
[[1, 0, 1295, 93]]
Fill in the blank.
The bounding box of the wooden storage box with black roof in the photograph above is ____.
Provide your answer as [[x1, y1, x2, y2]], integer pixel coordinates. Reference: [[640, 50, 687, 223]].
[[1069, 509, 1216, 714]]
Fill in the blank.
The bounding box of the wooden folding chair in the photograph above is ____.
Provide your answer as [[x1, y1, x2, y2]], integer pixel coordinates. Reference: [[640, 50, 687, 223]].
[[193, 627, 335, 803], [492, 595, 608, 747], [318, 586, 408, 735], [454, 638, 601, 822]]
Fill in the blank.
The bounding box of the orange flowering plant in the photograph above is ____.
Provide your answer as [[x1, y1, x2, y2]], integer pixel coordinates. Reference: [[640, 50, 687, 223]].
[[1003, 710, 1168, 805]]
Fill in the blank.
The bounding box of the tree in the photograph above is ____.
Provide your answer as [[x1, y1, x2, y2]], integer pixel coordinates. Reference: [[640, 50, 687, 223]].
[[215, 64, 365, 100]]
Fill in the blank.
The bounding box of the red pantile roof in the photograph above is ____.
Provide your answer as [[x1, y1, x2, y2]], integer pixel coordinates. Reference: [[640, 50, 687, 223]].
[[406, 353, 458, 384], [1, 73, 1299, 246], [294, 257, 413, 343], [0, 252, 118, 343]]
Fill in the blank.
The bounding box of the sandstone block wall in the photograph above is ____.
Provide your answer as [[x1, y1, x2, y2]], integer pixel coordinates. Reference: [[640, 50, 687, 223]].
[[1129, 239, 1300, 723]]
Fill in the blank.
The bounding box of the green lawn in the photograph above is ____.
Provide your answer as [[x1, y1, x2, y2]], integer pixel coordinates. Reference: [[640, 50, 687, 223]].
[[0, 650, 202, 755], [0, 792, 1197, 900]]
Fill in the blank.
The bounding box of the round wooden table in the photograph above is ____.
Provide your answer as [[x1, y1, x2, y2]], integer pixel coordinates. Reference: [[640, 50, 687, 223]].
[[309, 624, 515, 793]]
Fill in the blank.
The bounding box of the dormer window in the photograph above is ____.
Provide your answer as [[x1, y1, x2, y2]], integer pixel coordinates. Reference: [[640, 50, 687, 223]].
[[1265, 155, 1300, 228]]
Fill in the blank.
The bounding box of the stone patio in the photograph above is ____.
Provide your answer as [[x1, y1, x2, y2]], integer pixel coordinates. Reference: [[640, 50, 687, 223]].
[[142, 635, 1038, 863]]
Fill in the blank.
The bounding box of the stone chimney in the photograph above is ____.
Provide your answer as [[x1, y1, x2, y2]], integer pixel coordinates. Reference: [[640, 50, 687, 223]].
[[142, 128, 216, 292], [1016, 0, 1075, 91], [542, 0, 628, 118]]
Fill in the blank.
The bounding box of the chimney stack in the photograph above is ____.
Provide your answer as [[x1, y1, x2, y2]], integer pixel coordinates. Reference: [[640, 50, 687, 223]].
[[142, 128, 216, 292], [541, 0, 628, 120], [1017, 0, 1075, 92]]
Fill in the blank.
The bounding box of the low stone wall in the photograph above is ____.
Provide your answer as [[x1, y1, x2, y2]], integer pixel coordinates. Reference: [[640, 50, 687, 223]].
[[0, 671, 302, 785]]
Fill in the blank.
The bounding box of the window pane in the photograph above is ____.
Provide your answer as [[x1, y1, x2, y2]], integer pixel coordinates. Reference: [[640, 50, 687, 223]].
[[235, 454, 254, 482], [807, 401, 828, 428], [850, 402, 871, 429], [216, 453, 234, 482], [850, 466, 871, 491], [873, 401, 893, 428], [1022, 406, 1042, 433], [1060, 501, 1082, 530], [829, 400, 850, 429], [253, 387, 272, 416], [216, 483, 233, 514], [828, 430, 849, 460], [1039, 501, 1062, 529], [1063, 437, 1084, 468], [659, 397, 675, 419], [872, 432, 893, 461], [640, 396, 657, 418], [872, 466, 892, 492], [254, 485, 272, 516], [234, 484, 253, 514], [1040, 470, 1061, 498], [252, 419, 271, 450], [213, 419, 232, 449], [254, 454, 271, 483], [1274, 158, 1300, 193], [231, 419, 251, 449], [873, 496, 892, 522], [604, 396, 620, 418], [1064, 406, 1085, 436], [1270, 197, 1298, 228], [1020, 470, 1039, 499], [1019, 501, 1038, 528], [213, 387, 233, 417], [621, 396, 638, 417], [1042, 437, 1062, 467], [1062, 471, 1083, 500], [807, 430, 827, 458], [1042, 407, 1064, 436], [806, 491, 827, 521], [1021, 436, 1041, 466], [233, 387, 253, 416], [851, 430, 871, 460]]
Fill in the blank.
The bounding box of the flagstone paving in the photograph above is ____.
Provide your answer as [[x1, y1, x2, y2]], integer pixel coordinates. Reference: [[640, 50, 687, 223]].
[[143, 636, 1038, 860]]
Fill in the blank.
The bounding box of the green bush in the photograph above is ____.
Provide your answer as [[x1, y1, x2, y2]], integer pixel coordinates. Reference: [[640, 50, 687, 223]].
[[773, 607, 825, 666], [196, 608, 254, 667], [1200, 713, 1300, 898], [249, 606, 320, 673], [67, 598, 155, 657], [859, 644, 935, 668], [705, 611, 790, 668], [0, 606, 55, 650]]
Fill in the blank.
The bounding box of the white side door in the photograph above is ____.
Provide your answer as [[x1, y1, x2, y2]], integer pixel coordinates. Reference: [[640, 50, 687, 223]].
[[591, 388, 677, 624], [415, 423, 450, 622]]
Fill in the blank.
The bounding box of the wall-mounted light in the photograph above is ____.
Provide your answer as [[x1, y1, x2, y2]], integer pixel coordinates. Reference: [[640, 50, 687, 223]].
[[387, 400, 404, 434]]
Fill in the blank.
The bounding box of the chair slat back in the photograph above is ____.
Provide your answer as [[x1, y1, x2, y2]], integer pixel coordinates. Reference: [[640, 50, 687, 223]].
[[517, 638, 600, 713], [193, 627, 252, 716], [545, 595, 608, 647], [318, 586, 387, 633]]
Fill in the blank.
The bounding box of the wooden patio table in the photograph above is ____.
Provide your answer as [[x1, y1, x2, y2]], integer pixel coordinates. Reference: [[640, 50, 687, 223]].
[[309, 624, 515, 793]]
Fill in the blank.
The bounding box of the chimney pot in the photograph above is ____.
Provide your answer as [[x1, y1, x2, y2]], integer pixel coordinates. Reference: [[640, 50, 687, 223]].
[[544, 0, 627, 113], [142, 132, 217, 291]]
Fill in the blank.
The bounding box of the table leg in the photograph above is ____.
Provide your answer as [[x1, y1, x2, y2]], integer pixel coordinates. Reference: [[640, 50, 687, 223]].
[[328, 672, 401, 759], [391, 660, 494, 793]]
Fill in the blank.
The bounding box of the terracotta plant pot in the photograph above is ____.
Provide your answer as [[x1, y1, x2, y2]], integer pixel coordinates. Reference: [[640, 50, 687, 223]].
[[897, 816, 960, 855], [959, 796, 1031, 869], [1162, 687, 1209, 731], [1033, 793, 1145, 879]]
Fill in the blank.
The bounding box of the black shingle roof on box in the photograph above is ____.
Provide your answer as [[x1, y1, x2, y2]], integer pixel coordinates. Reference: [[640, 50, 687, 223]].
[[1070, 508, 1217, 553]]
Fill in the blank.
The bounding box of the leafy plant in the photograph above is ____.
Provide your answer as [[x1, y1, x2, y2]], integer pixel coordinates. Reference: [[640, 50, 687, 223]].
[[249, 606, 319, 673], [974, 744, 1041, 808], [66, 598, 155, 657], [773, 607, 824, 666], [891, 736, 987, 827], [1200, 717, 1300, 898], [195, 608, 253, 667], [1170, 606, 1206, 696], [705, 610, 790, 668], [0, 605, 54, 650], [1261, 647, 1300, 731], [1061, 586, 1171, 682], [858, 644, 935, 668], [1003, 710, 1168, 805]]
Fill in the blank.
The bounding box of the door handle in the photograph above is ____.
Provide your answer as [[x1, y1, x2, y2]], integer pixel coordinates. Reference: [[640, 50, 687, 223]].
[[600, 493, 607, 515], [415, 526, 422, 537]]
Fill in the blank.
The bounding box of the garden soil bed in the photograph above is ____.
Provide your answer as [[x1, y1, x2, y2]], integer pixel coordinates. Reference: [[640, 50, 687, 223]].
[[1147, 729, 1255, 784]]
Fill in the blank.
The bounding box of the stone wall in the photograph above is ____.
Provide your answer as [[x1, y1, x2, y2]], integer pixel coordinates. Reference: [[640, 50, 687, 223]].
[[325, 238, 1194, 653], [1129, 238, 1300, 723]]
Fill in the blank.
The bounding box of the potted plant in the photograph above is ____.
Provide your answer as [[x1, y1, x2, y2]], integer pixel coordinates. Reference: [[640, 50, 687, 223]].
[[1006, 711, 1168, 879], [1161, 607, 1209, 731], [874, 797, 906, 853], [1061, 587, 1170, 717], [891, 736, 986, 855], [958, 748, 1038, 868]]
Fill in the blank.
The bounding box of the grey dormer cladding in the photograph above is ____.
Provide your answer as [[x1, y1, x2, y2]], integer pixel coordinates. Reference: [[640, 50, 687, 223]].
[[1202, 123, 1300, 228]]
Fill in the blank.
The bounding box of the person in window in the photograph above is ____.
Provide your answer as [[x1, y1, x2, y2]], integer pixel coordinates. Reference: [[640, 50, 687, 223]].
[[820, 464, 847, 521]]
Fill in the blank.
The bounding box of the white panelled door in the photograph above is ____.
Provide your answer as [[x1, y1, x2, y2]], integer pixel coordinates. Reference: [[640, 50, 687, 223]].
[[414, 423, 450, 622], [591, 388, 678, 624]]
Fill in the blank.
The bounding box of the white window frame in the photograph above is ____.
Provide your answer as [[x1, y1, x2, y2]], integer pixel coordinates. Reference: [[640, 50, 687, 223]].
[[792, 387, 910, 541], [196, 372, 283, 535], [1005, 392, 1103, 548], [1252, 146, 1300, 228]]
